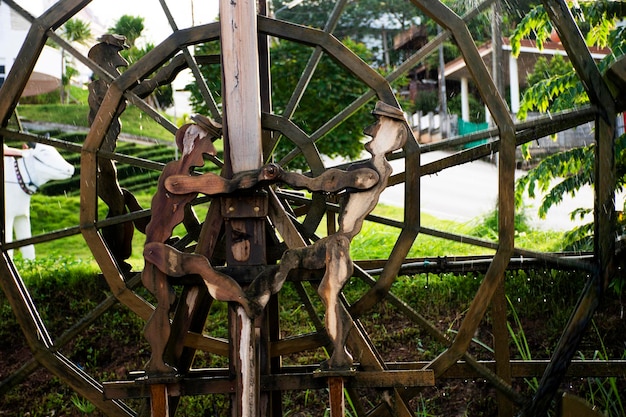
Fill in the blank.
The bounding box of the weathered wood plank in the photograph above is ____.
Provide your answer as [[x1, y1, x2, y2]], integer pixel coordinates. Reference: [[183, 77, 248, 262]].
[[150, 384, 170, 417], [492, 281, 513, 417], [328, 377, 345, 417], [221, 0, 262, 173]]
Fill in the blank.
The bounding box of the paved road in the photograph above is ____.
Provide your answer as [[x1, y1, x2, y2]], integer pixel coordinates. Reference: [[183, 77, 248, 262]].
[[380, 150, 623, 231]]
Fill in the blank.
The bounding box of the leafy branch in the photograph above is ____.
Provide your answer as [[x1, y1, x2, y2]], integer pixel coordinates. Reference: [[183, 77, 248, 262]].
[[511, 1, 626, 121], [510, 1, 626, 252], [516, 134, 626, 250]]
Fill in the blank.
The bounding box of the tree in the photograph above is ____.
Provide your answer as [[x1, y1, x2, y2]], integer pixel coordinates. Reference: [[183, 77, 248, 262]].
[[60, 18, 92, 104], [272, 0, 425, 68], [511, 1, 626, 251], [108, 15, 144, 48], [107, 16, 173, 110], [186, 38, 379, 168], [271, 39, 377, 166], [63, 17, 92, 43]]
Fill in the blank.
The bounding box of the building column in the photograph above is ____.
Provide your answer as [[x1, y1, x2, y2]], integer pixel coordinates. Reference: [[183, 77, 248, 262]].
[[509, 52, 520, 117], [461, 76, 470, 122]]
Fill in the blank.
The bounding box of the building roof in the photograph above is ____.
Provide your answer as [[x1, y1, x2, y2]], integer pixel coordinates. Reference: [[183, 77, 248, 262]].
[[443, 37, 610, 87], [393, 25, 428, 51]]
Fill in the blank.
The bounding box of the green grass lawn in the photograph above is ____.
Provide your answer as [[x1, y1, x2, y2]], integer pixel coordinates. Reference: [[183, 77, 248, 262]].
[[20, 190, 564, 271], [17, 103, 176, 142], [10, 192, 621, 417], [17, 85, 177, 142], [13, 96, 564, 267]]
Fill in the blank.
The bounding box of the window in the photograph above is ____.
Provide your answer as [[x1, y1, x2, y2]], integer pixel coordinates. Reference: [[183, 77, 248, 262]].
[[0, 65, 5, 88]]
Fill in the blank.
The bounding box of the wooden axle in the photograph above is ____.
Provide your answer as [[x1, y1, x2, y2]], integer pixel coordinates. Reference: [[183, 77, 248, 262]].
[[164, 163, 380, 196]]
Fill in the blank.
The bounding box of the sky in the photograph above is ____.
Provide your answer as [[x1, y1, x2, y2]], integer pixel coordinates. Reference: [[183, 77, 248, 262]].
[[58, 0, 219, 115], [22, 1, 218, 43], [81, 0, 219, 46]]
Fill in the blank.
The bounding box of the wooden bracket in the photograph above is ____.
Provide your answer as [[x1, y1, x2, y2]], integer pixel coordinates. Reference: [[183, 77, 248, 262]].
[[221, 193, 268, 219]]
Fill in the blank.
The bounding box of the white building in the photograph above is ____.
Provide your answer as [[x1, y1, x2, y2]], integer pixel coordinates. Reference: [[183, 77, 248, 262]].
[[0, 1, 63, 97]]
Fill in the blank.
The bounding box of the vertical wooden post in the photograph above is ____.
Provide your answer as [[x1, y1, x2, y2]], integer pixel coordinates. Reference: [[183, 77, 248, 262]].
[[220, 0, 263, 172], [492, 281, 513, 417], [328, 377, 345, 417], [220, 0, 264, 416], [150, 384, 169, 417], [230, 305, 260, 416]]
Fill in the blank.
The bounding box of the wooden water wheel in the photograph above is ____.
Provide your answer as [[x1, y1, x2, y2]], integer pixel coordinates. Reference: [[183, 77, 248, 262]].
[[1, 0, 624, 416]]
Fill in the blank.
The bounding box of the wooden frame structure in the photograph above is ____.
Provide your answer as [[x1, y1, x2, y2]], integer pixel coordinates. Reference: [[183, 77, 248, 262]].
[[0, 0, 624, 416]]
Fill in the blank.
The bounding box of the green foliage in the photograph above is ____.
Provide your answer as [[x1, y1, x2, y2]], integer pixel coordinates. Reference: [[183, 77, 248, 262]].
[[393, 272, 484, 321], [70, 394, 96, 414], [412, 90, 439, 114], [62, 18, 92, 44], [60, 18, 92, 104], [448, 90, 485, 123], [3, 243, 623, 414], [121, 41, 154, 66], [18, 89, 62, 105], [507, 295, 539, 391], [510, 1, 625, 56], [509, 5, 554, 57], [578, 321, 626, 417], [510, 1, 626, 119], [414, 395, 437, 417], [16, 256, 98, 288], [62, 65, 79, 87], [510, 1, 626, 256], [515, 146, 591, 218], [106, 16, 173, 109], [516, 134, 626, 251], [186, 41, 221, 112], [108, 15, 144, 47], [607, 24, 626, 65], [525, 55, 570, 88], [187, 38, 377, 168], [471, 205, 532, 239], [518, 66, 582, 122], [272, 0, 426, 67], [519, 55, 580, 122], [271, 39, 375, 167]]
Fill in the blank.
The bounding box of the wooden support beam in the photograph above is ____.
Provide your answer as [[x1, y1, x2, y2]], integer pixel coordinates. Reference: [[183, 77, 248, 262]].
[[520, 2, 618, 416], [220, 0, 262, 173], [328, 377, 345, 417], [230, 306, 260, 417], [220, 0, 265, 415], [150, 384, 170, 417], [560, 393, 605, 417], [492, 281, 513, 417]]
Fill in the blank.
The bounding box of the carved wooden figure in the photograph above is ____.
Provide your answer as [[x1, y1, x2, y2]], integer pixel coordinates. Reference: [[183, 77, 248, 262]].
[[264, 101, 409, 369], [87, 34, 133, 268], [142, 116, 252, 374], [163, 101, 410, 370]]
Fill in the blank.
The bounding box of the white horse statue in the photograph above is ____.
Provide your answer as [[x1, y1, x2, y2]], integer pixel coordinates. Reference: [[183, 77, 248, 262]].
[[4, 143, 75, 259]]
